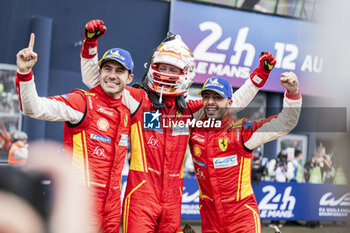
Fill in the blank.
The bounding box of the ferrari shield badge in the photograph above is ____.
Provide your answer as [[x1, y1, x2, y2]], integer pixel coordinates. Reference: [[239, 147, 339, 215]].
[[218, 138, 228, 152], [124, 114, 128, 127]]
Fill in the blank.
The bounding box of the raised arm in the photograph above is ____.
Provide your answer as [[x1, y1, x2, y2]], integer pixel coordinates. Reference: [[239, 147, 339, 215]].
[[16, 33, 84, 124], [81, 20, 106, 89], [230, 51, 277, 113], [243, 72, 302, 150]]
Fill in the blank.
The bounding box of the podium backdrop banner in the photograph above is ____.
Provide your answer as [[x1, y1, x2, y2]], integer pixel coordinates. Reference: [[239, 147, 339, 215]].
[[169, 0, 324, 96]]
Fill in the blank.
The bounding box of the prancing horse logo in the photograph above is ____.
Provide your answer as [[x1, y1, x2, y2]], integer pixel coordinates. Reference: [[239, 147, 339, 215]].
[[218, 138, 228, 151]]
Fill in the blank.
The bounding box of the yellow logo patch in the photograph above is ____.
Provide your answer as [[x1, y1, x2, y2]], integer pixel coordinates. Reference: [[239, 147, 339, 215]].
[[229, 119, 244, 130], [124, 114, 128, 127], [218, 138, 228, 151], [193, 145, 201, 157]]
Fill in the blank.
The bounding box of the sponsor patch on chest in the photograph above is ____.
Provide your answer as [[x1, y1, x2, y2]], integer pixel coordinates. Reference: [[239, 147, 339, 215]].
[[97, 106, 114, 116], [97, 118, 109, 131], [213, 155, 238, 168], [90, 134, 111, 143], [191, 133, 205, 143]]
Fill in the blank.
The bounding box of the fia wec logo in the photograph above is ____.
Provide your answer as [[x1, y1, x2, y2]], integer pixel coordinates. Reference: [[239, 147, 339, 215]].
[[319, 192, 350, 207], [213, 155, 237, 168]]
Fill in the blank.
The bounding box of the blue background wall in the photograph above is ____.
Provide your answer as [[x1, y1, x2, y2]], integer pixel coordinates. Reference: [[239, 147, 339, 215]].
[[0, 0, 170, 142]]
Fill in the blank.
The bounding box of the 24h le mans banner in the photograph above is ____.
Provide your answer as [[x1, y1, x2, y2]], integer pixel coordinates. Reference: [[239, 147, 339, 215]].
[[169, 0, 324, 96], [120, 176, 350, 221], [180, 178, 350, 221]]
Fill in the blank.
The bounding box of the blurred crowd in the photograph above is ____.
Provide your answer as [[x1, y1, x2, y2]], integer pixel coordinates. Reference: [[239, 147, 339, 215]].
[[262, 143, 347, 185], [183, 143, 348, 186], [0, 70, 20, 114]]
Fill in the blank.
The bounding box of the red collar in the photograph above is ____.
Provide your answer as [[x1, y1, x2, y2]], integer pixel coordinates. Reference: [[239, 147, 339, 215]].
[[91, 85, 122, 108], [162, 95, 176, 107]]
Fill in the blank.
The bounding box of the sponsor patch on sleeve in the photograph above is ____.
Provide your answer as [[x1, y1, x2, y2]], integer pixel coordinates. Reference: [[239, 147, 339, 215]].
[[118, 134, 128, 147], [243, 120, 254, 129], [60, 94, 69, 99]]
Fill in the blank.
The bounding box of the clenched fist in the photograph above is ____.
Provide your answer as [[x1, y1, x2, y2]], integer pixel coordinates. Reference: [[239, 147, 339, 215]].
[[250, 51, 277, 88], [280, 72, 299, 94], [259, 51, 276, 71], [85, 19, 106, 40], [16, 33, 37, 73]]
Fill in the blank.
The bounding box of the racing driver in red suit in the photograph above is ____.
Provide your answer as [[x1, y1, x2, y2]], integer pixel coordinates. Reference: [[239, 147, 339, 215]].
[[15, 33, 134, 232], [190, 73, 302, 233], [80, 19, 277, 233]]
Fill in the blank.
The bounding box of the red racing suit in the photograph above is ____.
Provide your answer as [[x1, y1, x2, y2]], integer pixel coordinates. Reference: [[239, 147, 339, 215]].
[[16, 71, 130, 233], [81, 54, 260, 233], [189, 91, 302, 233]]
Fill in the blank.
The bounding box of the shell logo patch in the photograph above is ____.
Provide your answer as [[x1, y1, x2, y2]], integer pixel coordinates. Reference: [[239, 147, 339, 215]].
[[193, 144, 202, 157], [97, 118, 109, 131]]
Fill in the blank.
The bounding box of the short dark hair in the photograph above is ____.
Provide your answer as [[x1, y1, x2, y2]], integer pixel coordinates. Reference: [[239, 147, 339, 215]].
[[295, 150, 302, 157]]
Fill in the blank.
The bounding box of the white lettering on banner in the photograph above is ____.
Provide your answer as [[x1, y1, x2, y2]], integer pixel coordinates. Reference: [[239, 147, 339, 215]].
[[182, 187, 200, 203], [274, 42, 298, 70], [319, 207, 350, 217], [193, 21, 324, 77], [194, 22, 255, 66], [182, 188, 200, 214], [301, 55, 324, 73], [258, 185, 296, 218], [196, 62, 208, 74], [182, 204, 200, 215], [229, 27, 255, 66], [319, 192, 350, 206], [207, 63, 251, 79], [193, 21, 227, 63], [318, 192, 350, 217]]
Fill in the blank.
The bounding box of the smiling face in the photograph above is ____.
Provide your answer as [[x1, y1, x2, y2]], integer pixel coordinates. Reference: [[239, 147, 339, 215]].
[[99, 60, 133, 99], [202, 90, 232, 120]]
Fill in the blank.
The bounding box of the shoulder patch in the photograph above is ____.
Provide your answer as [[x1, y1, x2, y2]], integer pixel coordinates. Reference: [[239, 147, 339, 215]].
[[243, 120, 254, 129], [61, 94, 69, 99], [229, 118, 244, 130]]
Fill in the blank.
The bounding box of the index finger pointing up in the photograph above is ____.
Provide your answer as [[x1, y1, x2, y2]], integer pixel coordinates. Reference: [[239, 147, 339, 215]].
[[28, 33, 35, 50]]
